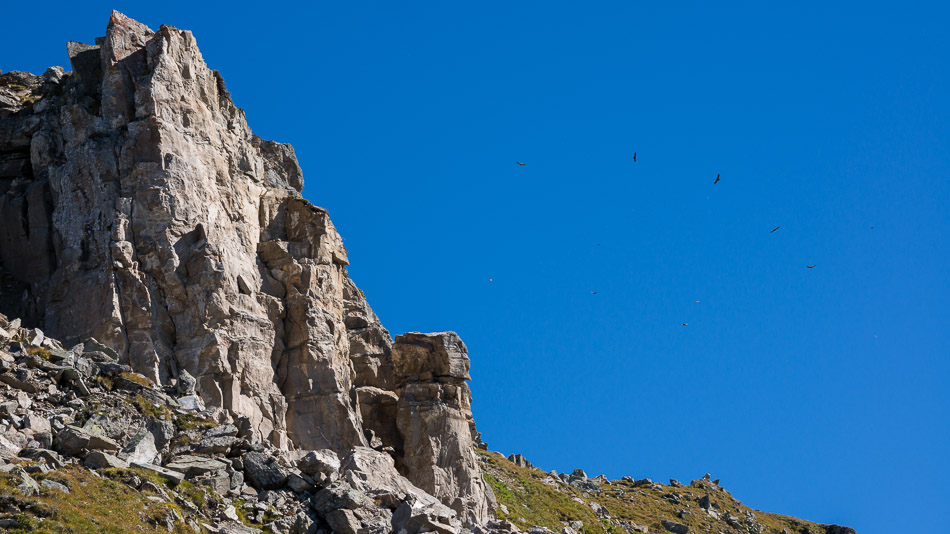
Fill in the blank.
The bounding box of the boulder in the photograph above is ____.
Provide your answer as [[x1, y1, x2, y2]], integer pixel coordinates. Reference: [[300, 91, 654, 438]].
[[295, 449, 340, 485], [23, 415, 51, 435], [312, 480, 393, 534], [54, 425, 119, 455], [243, 451, 289, 490], [165, 455, 229, 477], [131, 462, 185, 484], [661, 520, 689, 534], [177, 369, 197, 395], [392, 496, 460, 534], [19, 448, 66, 468], [16, 473, 41, 496], [84, 451, 129, 469]]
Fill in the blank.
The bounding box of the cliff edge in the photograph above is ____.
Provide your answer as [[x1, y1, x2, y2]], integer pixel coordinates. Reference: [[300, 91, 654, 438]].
[[0, 10, 492, 528]]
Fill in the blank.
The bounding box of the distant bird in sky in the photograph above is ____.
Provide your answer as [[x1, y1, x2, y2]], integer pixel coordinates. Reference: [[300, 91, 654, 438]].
[[632, 153, 637, 162], [806, 265, 815, 269], [770, 226, 780, 233], [591, 291, 597, 295], [516, 162, 526, 166], [695, 300, 700, 303], [596, 243, 601, 247], [714, 174, 720, 184], [682, 323, 688, 326], [870, 226, 875, 229]]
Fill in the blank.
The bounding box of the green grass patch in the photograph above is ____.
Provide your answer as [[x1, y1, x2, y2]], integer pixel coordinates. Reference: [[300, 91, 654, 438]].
[[0, 466, 193, 533]]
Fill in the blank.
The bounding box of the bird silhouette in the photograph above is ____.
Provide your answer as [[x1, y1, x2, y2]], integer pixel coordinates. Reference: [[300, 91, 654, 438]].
[[591, 291, 597, 295], [806, 265, 815, 269], [714, 174, 720, 184], [870, 226, 875, 229], [682, 323, 688, 326], [633, 153, 637, 162], [770, 226, 780, 233], [516, 162, 526, 166]]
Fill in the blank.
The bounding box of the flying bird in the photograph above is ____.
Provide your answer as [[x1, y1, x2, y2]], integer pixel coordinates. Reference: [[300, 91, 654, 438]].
[[516, 162, 526, 166], [632, 153, 637, 162], [806, 265, 815, 269], [870, 226, 875, 229], [714, 174, 720, 184], [591, 291, 597, 295], [682, 323, 688, 326], [770, 226, 780, 233]]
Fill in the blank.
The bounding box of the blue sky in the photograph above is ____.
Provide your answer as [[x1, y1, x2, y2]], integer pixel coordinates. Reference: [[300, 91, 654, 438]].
[[3, 2, 948, 532]]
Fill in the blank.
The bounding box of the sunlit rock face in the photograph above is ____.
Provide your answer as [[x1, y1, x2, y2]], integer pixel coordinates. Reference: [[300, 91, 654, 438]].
[[0, 11, 493, 525]]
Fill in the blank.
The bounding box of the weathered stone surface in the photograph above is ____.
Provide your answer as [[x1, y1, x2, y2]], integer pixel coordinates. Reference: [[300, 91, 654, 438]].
[[0, 11, 495, 530], [165, 454, 228, 477], [311, 479, 394, 534], [84, 451, 129, 469], [54, 425, 119, 455], [0, 10, 361, 454], [294, 448, 340, 486], [243, 451, 289, 490], [660, 520, 689, 534], [391, 332, 495, 524], [508, 454, 533, 469], [131, 462, 185, 483]]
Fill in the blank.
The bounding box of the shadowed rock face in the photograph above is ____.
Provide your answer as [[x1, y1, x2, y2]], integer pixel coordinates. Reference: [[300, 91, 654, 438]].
[[0, 11, 493, 525]]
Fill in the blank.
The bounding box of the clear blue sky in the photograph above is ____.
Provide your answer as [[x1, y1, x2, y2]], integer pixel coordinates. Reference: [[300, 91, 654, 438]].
[[3, 2, 947, 533]]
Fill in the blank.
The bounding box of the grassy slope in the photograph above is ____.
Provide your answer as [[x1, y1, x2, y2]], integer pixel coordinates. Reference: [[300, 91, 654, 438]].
[[0, 465, 211, 534], [480, 450, 830, 534]]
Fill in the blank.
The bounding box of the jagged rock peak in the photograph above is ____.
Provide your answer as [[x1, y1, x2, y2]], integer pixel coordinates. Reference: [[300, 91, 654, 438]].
[[0, 11, 493, 527]]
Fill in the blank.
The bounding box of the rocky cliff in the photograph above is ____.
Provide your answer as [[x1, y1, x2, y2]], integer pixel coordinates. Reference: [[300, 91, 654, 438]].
[[0, 11, 856, 534], [0, 10, 492, 529]]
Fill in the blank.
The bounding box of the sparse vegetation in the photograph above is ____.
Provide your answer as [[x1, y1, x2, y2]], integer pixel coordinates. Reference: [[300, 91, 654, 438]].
[[132, 394, 171, 420], [0, 466, 193, 533], [24, 346, 52, 360], [479, 450, 830, 534], [118, 372, 153, 388], [172, 411, 217, 432]]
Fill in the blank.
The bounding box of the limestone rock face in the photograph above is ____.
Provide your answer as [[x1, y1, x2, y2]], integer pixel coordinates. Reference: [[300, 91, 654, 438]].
[[0, 11, 493, 527], [392, 332, 496, 525]]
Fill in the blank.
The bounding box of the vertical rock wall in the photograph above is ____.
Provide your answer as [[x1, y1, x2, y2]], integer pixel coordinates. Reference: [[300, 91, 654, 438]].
[[0, 11, 493, 525]]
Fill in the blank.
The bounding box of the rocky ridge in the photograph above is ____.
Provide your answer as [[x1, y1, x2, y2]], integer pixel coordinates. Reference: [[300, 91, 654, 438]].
[[482, 452, 857, 534], [0, 10, 491, 531]]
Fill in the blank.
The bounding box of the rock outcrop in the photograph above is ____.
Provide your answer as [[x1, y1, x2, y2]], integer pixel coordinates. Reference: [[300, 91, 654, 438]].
[[0, 11, 493, 528], [0, 313, 468, 533], [391, 332, 494, 525]]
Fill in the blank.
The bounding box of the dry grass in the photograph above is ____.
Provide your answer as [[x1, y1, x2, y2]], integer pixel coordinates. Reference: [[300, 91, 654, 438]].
[[0, 466, 193, 533], [479, 450, 831, 534]]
